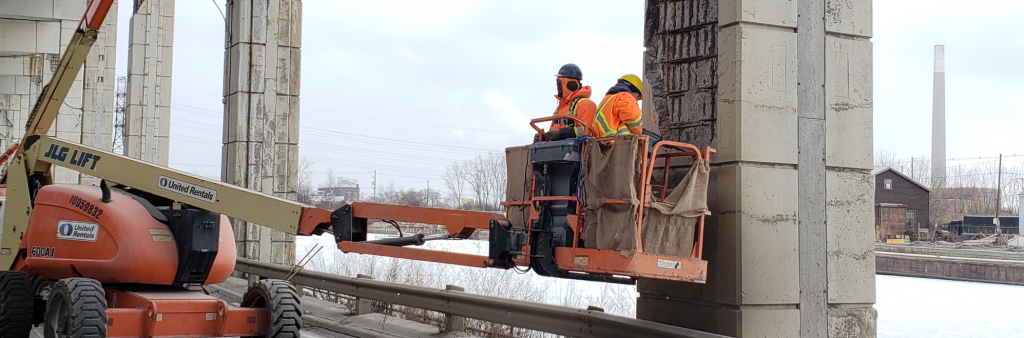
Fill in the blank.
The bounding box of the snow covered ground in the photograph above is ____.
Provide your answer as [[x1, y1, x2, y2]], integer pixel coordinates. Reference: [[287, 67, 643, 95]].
[[876, 275, 1024, 338], [298, 236, 1024, 336]]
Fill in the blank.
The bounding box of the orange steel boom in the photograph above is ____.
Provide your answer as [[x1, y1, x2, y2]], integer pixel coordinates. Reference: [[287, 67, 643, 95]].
[[319, 117, 715, 284]]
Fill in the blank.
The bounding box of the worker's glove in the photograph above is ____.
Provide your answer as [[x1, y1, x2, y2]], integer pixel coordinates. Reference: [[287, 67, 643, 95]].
[[546, 130, 561, 141]]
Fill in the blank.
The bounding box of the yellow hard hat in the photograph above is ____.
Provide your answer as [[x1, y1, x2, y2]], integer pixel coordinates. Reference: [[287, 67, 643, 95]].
[[618, 74, 643, 100]]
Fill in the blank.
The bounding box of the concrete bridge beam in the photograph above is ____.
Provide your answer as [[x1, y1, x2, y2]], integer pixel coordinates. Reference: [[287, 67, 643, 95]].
[[640, 1, 875, 337]]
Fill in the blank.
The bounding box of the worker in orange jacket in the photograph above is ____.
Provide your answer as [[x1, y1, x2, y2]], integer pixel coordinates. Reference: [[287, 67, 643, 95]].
[[538, 64, 597, 142], [592, 74, 644, 138]]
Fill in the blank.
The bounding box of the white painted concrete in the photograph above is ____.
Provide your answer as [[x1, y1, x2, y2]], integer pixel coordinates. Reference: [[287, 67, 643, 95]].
[[0, 0, 117, 184], [639, 1, 875, 337], [223, 0, 301, 266], [125, 0, 173, 165]]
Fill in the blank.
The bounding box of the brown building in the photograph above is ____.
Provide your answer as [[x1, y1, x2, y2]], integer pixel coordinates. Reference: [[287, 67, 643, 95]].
[[876, 203, 907, 241], [873, 167, 931, 240]]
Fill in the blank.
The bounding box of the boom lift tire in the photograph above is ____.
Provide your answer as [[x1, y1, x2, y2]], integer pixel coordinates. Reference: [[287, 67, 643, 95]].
[[44, 278, 108, 338], [242, 279, 302, 338], [0, 271, 34, 338], [31, 275, 55, 325]]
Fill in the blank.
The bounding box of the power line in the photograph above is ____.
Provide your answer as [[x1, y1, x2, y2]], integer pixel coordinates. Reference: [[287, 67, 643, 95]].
[[171, 103, 497, 155], [881, 155, 1024, 165], [170, 95, 534, 137]]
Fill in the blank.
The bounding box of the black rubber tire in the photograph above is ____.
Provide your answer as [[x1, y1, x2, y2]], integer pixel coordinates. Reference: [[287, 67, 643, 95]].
[[44, 278, 107, 338], [241, 279, 301, 338], [31, 275, 55, 325], [0, 271, 34, 337]]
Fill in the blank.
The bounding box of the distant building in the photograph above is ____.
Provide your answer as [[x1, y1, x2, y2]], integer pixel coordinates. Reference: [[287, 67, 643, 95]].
[[318, 177, 360, 203], [873, 167, 931, 241], [947, 216, 1019, 237], [932, 186, 999, 224]]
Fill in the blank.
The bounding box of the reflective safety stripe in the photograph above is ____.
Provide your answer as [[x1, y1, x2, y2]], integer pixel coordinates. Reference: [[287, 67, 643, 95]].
[[568, 98, 583, 117], [594, 98, 617, 137], [554, 98, 587, 130], [625, 118, 642, 130]]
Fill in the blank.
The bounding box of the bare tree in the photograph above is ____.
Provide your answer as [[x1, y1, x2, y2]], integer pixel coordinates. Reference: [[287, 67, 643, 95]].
[[873, 150, 899, 168], [444, 151, 507, 211], [443, 162, 469, 209], [295, 157, 316, 204]]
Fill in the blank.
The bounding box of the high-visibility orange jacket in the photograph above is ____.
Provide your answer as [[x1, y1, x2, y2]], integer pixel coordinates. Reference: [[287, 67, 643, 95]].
[[551, 82, 597, 137], [592, 83, 642, 138]]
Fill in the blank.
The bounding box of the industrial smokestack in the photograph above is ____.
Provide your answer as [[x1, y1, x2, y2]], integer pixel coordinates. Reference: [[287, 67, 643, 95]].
[[931, 45, 946, 188]]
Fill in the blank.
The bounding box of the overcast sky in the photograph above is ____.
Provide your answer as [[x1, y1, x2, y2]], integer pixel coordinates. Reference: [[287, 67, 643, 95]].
[[115, 0, 1024, 195]]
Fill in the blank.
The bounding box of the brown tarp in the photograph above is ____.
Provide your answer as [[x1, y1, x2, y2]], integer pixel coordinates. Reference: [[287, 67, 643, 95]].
[[581, 135, 642, 252], [510, 137, 709, 259], [641, 158, 710, 258], [505, 146, 533, 229]]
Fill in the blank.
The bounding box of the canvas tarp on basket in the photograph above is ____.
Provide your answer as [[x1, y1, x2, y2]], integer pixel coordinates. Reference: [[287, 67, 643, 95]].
[[581, 135, 642, 252], [505, 146, 533, 229], [641, 158, 710, 258]]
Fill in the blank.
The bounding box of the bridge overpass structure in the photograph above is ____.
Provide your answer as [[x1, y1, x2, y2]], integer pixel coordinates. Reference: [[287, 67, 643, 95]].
[[4, 0, 876, 337], [640, 1, 875, 337]]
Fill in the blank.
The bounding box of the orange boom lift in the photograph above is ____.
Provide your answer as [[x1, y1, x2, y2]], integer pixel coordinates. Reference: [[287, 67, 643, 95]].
[[0, 1, 714, 337]]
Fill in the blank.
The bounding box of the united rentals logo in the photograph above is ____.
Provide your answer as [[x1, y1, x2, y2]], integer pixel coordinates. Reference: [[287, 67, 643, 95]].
[[157, 176, 217, 204], [56, 221, 99, 242]]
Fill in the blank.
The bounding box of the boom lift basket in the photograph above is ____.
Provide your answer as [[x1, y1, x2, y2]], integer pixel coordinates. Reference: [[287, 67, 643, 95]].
[[495, 116, 715, 283]]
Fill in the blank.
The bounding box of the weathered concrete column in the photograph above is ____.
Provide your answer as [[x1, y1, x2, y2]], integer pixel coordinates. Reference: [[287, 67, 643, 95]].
[[79, 0, 119, 185], [125, 0, 174, 165], [0, 0, 118, 184], [639, 1, 875, 337], [223, 0, 301, 266]]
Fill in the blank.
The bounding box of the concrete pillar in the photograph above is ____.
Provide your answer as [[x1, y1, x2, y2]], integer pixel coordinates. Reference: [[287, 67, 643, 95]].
[[223, 0, 301, 266], [0, 0, 117, 184], [79, 0, 119, 185], [639, 1, 876, 337], [125, 0, 174, 165]]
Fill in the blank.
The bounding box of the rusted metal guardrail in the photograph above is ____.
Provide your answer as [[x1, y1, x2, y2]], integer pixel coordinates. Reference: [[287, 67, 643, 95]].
[[235, 258, 727, 338]]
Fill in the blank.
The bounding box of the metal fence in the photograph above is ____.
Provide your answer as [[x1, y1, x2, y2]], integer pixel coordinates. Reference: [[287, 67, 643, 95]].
[[234, 258, 726, 338]]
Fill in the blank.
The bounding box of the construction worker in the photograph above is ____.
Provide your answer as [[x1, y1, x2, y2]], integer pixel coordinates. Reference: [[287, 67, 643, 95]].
[[592, 74, 644, 138], [537, 63, 597, 142]]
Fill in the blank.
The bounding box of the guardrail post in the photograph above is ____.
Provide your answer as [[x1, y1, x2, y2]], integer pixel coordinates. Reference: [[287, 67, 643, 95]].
[[354, 274, 374, 315], [442, 284, 466, 332]]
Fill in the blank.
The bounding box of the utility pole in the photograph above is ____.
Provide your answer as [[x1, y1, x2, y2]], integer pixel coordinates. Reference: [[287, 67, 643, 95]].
[[426, 180, 431, 207], [373, 170, 377, 199], [994, 154, 1003, 245]]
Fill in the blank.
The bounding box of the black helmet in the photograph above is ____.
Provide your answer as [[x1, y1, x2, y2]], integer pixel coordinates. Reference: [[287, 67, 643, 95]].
[[556, 63, 583, 80]]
